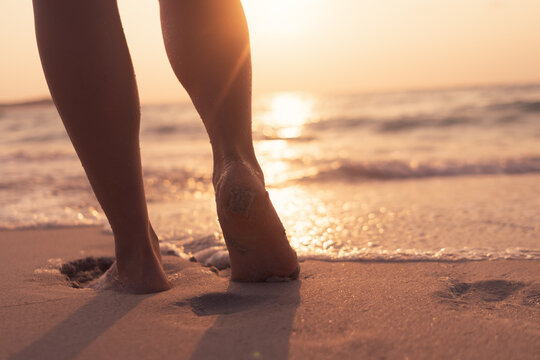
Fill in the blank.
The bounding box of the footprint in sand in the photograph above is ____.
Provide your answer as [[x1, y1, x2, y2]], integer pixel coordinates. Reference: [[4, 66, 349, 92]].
[[59, 257, 114, 288], [521, 284, 540, 306], [434, 279, 540, 306]]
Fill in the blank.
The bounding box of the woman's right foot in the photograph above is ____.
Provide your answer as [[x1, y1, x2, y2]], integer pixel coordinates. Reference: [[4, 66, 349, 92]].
[[213, 160, 299, 282]]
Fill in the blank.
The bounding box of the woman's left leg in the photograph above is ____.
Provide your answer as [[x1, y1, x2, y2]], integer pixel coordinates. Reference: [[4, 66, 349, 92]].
[[33, 0, 169, 293]]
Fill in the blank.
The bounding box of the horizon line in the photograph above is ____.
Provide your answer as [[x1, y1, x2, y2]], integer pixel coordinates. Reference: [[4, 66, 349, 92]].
[[2, 80, 540, 108]]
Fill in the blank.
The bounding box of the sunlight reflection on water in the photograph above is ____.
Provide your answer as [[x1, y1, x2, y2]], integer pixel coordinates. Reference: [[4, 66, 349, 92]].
[[257, 92, 314, 139]]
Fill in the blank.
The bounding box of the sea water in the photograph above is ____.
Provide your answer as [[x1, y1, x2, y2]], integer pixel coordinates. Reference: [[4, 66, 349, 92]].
[[1, 84, 539, 261]]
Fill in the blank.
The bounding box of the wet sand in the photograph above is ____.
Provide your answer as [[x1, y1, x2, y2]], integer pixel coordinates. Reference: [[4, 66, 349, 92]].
[[1, 227, 539, 359]]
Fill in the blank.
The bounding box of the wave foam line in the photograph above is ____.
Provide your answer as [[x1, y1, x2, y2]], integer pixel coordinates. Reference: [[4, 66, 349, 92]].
[[160, 240, 540, 267], [297, 156, 540, 182], [298, 247, 540, 262]]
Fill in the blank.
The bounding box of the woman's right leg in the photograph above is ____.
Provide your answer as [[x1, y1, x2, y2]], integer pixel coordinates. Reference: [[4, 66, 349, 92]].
[[33, 0, 169, 293], [159, 0, 299, 281]]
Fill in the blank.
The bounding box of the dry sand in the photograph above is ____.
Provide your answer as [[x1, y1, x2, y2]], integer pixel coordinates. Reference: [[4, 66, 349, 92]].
[[1, 227, 539, 359]]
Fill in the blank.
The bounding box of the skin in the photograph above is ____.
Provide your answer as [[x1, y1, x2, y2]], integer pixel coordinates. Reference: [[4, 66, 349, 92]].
[[32, 0, 299, 293]]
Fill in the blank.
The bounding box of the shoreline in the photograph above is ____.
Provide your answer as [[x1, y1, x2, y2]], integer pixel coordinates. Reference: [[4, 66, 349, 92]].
[[1, 227, 539, 359]]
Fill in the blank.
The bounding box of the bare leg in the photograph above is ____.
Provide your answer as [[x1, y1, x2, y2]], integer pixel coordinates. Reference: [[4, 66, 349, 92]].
[[33, 0, 169, 293], [160, 0, 299, 281]]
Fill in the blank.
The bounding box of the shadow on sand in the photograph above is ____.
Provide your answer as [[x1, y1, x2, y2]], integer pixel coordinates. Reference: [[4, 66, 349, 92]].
[[9, 291, 148, 360], [186, 280, 301, 360]]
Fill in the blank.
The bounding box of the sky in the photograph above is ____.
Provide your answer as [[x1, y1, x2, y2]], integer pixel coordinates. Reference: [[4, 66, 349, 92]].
[[1, 0, 540, 103]]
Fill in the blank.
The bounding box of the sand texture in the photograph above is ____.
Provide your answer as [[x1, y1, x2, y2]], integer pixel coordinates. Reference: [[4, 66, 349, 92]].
[[1, 227, 539, 359]]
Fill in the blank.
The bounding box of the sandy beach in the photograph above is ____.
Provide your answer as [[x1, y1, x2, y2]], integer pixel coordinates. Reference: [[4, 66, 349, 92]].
[[1, 227, 539, 359]]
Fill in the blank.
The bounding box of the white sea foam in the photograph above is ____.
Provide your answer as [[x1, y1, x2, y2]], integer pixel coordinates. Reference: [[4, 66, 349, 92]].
[[298, 247, 540, 262], [159, 239, 540, 266]]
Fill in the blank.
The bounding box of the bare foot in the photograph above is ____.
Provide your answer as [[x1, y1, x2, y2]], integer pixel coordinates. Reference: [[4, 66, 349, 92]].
[[214, 160, 299, 281], [88, 227, 170, 294], [88, 262, 125, 291], [87, 257, 170, 294]]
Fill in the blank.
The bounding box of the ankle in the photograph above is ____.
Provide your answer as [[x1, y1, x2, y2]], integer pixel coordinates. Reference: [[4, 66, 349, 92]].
[[115, 244, 163, 283], [115, 233, 160, 265], [212, 154, 263, 188]]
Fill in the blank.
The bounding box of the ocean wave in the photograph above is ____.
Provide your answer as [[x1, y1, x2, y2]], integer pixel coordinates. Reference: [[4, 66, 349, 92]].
[[295, 156, 540, 182], [305, 117, 371, 131], [303, 98, 540, 134], [487, 100, 540, 113], [302, 114, 480, 134], [298, 247, 540, 262], [0, 150, 77, 162], [3, 215, 539, 263], [377, 116, 472, 132], [160, 239, 540, 265]]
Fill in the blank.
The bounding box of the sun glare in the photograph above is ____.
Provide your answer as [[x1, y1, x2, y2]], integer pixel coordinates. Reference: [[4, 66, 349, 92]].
[[255, 93, 314, 185], [259, 93, 314, 139], [242, 0, 316, 35]]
